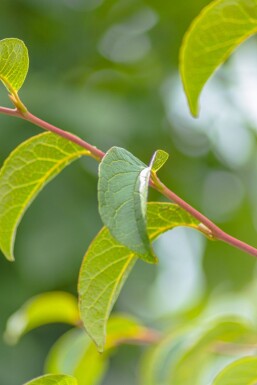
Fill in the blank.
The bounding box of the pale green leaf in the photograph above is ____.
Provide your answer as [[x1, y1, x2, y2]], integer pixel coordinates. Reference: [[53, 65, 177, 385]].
[[45, 329, 91, 375], [140, 316, 256, 385], [180, 0, 257, 116], [4, 292, 80, 344], [73, 344, 108, 385], [150, 150, 169, 173], [98, 146, 156, 263], [170, 319, 256, 385], [79, 202, 202, 351], [24, 374, 78, 385], [0, 38, 29, 93], [0, 132, 89, 261], [105, 314, 157, 349], [212, 357, 257, 385], [45, 328, 107, 385], [45, 314, 151, 385]]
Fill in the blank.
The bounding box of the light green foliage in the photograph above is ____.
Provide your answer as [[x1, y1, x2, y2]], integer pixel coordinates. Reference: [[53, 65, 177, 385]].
[[150, 150, 169, 173], [104, 314, 156, 349], [45, 314, 151, 385], [0, 38, 29, 93], [140, 317, 257, 385], [212, 357, 257, 385], [4, 292, 80, 344], [169, 319, 256, 385], [45, 329, 91, 374], [79, 202, 202, 351], [180, 0, 257, 116], [98, 146, 156, 263], [0, 132, 89, 261], [24, 374, 78, 385], [45, 329, 107, 385]]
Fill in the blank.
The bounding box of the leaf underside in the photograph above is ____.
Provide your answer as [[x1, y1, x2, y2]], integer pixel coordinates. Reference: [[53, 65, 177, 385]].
[[98, 146, 156, 263], [180, 0, 257, 116]]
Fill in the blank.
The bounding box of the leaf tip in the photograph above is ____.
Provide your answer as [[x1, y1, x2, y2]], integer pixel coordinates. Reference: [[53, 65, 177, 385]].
[[4, 251, 15, 262]]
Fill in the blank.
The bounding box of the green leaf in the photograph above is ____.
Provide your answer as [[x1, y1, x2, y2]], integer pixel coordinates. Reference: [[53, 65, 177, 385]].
[[0, 38, 29, 93], [74, 315, 151, 385], [150, 150, 169, 173], [98, 146, 156, 263], [4, 292, 80, 344], [0, 132, 89, 261], [212, 357, 257, 385], [45, 329, 91, 374], [180, 0, 257, 116], [45, 328, 107, 385], [140, 317, 257, 385], [170, 319, 256, 385], [45, 314, 151, 385], [105, 314, 157, 349], [24, 374, 78, 385], [79, 202, 202, 351]]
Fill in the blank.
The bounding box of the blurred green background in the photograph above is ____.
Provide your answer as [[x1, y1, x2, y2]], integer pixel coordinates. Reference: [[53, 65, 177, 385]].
[[1, 0, 257, 384]]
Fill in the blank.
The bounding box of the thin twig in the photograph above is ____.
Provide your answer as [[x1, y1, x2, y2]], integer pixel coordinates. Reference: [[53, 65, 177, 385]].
[[1, 106, 257, 259]]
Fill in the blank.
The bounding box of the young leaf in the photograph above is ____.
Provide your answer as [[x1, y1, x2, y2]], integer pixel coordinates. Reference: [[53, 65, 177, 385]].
[[24, 374, 78, 385], [79, 202, 202, 351], [180, 0, 257, 116], [0, 38, 29, 93], [4, 292, 80, 344], [98, 146, 156, 263], [0, 132, 89, 261], [212, 357, 257, 385], [150, 150, 169, 173]]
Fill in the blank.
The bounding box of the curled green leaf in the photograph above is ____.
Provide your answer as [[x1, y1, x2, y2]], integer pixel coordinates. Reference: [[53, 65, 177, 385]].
[[98, 146, 156, 264], [4, 292, 80, 344]]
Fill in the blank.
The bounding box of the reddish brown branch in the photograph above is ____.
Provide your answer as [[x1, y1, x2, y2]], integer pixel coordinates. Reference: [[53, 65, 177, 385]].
[[1, 106, 257, 259]]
